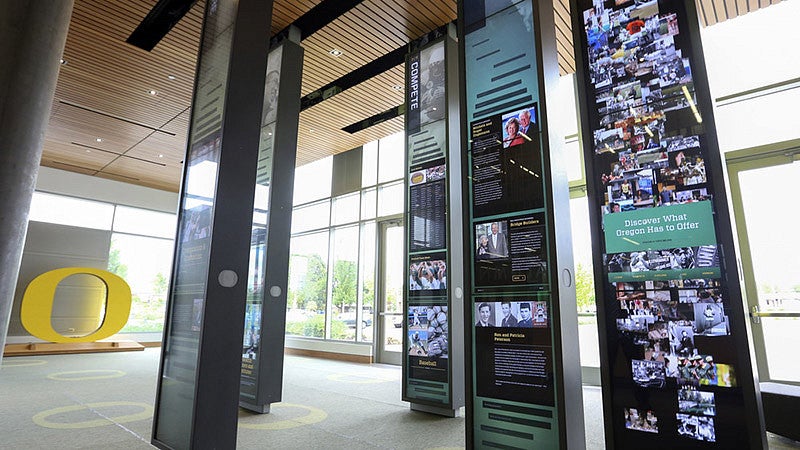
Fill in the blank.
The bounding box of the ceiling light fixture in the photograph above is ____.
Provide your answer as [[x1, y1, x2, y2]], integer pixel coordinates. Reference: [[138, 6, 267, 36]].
[[96, 138, 103, 142], [328, 49, 343, 57], [392, 85, 403, 91], [158, 154, 164, 158], [148, 89, 158, 96], [167, 75, 176, 80], [60, 59, 67, 65]]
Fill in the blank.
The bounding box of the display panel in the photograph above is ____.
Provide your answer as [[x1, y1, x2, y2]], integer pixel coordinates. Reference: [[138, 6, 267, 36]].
[[573, 0, 764, 447], [462, 1, 560, 447], [153, 1, 235, 446], [240, 46, 282, 402], [404, 38, 453, 408]]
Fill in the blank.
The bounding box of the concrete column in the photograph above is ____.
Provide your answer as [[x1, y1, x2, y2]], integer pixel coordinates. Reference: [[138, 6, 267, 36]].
[[0, 1, 74, 362]]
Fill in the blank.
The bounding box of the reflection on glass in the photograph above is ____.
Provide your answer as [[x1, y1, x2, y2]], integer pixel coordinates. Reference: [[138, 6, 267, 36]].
[[285, 232, 329, 338], [738, 163, 800, 382], [564, 138, 584, 183], [382, 225, 405, 353]]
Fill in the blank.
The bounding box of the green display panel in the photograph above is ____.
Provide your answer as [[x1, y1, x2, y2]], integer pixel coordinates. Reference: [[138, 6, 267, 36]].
[[460, 0, 567, 447], [571, 0, 767, 447], [403, 34, 455, 410]]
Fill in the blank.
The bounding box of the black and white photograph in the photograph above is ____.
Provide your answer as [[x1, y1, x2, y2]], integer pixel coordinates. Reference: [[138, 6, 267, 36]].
[[632, 359, 666, 388], [677, 413, 716, 442], [692, 303, 729, 336], [669, 322, 695, 356]]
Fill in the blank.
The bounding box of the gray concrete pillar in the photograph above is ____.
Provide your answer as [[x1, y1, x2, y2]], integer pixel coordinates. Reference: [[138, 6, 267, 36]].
[[0, 0, 74, 362]]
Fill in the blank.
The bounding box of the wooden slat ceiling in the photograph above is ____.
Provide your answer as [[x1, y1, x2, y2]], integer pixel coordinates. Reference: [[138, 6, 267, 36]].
[[42, 0, 779, 192]]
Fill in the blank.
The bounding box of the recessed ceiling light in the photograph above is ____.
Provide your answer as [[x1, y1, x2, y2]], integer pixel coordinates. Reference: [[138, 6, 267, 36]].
[[85, 149, 91, 153], [392, 85, 403, 91], [328, 49, 343, 57], [148, 89, 158, 96], [309, 128, 315, 133], [60, 59, 67, 65], [167, 75, 176, 80], [158, 154, 164, 158], [96, 138, 103, 142]]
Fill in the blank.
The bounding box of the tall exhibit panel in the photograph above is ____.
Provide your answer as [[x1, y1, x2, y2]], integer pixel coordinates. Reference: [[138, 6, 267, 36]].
[[570, 0, 767, 447], [402, 24, 465, 417], [151, 1, 273, 448], [458, 0, 585, 448], [240, 34, 304, 414]]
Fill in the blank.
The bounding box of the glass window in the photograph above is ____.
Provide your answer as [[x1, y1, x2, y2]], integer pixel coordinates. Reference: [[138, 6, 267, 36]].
[[285, 231, 329, 338], [564, 137, 584, 183], [378, 132, 405, 183], [331, 192, 360, 225], [291, 200, 330, 233], [570, 196, 600, 368], [113, 205, 177, 239], [330, 226, 360, 341], [359, 222, 376, 342], [714, 88, 800, 152], [377, 181, 404, 217], [362, 140, 378, 187], [293, 157, 332, 205], [110, 233, 174, 333], [556, 74, 579, 137], [361, 188, 377, 220], [701, 0, 800, 98], [29, 192, 114, 230]]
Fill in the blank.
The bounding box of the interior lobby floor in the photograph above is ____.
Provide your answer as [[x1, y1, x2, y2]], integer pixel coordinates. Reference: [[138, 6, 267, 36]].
[[0, 348, 797, 449]]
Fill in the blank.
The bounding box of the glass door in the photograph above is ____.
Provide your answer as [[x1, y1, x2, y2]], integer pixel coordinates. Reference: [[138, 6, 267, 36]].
[[728, 150, 800, 384], [375, 220, 404, 364]]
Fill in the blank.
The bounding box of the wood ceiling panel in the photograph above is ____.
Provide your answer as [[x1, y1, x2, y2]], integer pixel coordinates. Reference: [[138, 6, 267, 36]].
[[98, 157, 183, 191], [41, 140, 119, 169], [43, 0, 781, 191], [46, 103, 155, 152]]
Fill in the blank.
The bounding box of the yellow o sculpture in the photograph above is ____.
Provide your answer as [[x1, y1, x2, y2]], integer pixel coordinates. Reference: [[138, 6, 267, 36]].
[[21, 268, 132, 343]]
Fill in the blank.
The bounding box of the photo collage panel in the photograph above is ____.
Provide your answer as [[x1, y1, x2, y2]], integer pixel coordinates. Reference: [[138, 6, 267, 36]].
[[583, 0, 713, 217]]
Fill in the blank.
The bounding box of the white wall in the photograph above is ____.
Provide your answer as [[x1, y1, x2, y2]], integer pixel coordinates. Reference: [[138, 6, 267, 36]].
[[35, 166, 179, 213]]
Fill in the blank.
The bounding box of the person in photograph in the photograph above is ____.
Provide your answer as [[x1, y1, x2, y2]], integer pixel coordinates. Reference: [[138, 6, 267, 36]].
[[476, 302, 494, 327], [476, 234, 490, 259], [519, 109, 536, 139], [702, 304, 715, 331], [487, 222, 509, 258], [518, 303, 533, 327], [534, 305, 547, 325], [620, 178, 632, 199], [503, 117, 526, 148], [678, 329, 694, 356], [500, 301, 518, 327]]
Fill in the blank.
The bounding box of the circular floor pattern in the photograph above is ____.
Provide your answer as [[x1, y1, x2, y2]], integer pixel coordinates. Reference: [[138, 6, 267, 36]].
[[46, 369, 126, 381], [32, 401, 153, 429], [1, 359, 47, 367], [239, 403, 327, 430]]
